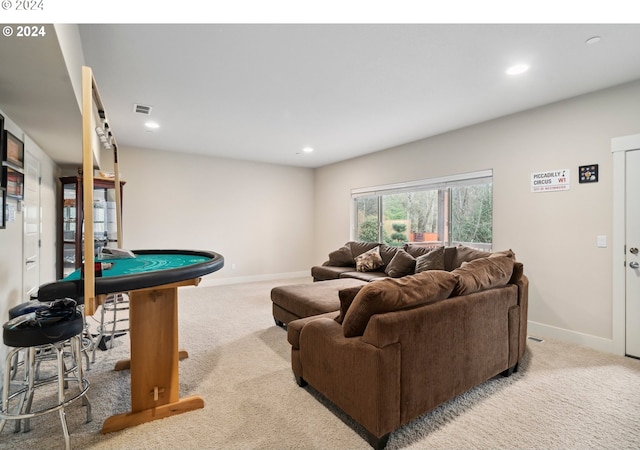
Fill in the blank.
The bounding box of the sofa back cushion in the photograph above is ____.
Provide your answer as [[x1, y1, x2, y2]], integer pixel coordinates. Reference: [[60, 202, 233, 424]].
[[403, 243, 434, 258], [448, 245, 493, 271], [342, 270, 458, 337], [349, 241, 380, 258], [326, 244, 354, 267], [451, 255, 514, 296], [378, 244, 399, 266]]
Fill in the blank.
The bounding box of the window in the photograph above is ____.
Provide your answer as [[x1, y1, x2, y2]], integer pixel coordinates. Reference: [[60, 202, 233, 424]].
[[352, 170, 492, 250]]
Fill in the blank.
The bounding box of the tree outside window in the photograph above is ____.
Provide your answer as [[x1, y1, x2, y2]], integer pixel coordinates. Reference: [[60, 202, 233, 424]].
[[353, 173, 492, 249]]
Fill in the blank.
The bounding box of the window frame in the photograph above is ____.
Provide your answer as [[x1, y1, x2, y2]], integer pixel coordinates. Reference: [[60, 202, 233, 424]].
[[351, 169, 493, 249]]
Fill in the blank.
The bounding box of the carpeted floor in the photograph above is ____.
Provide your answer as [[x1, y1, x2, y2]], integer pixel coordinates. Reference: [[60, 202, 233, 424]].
[[1, 277, 640, 450]]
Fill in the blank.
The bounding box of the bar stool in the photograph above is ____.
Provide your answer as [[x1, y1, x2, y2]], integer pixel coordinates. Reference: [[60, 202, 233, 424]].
[[91, 292, 129, 362], [0, 299, 92, 450]]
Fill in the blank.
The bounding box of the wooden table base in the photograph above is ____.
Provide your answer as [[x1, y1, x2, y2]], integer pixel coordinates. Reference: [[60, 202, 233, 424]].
[[101, 395, 204, 433], [101, 279, 203, 433]]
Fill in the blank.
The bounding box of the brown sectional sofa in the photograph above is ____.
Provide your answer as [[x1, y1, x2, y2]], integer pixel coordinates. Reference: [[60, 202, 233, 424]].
[[272, 242, 528, 449], [311, 241, 466, 282]]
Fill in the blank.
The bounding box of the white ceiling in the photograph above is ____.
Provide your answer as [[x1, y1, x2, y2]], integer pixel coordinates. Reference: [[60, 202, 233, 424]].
[[3, 24, 640, 169], [0, 24, 82, 167]]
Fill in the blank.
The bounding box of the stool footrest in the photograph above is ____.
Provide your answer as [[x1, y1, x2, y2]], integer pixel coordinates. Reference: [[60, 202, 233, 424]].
[[0, 379, 90, 420]]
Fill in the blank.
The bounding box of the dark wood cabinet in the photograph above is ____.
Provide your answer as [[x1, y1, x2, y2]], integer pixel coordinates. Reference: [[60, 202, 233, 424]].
[[58, 176, 125, 279]]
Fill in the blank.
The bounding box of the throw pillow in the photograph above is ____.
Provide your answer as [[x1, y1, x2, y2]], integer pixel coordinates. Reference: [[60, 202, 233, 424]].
[[384, 249, 416, 278], [335, 285, 365, 324], [354, 246, 383, 272], [414, 246, 445, 272], [451, 255, 514, 296], [326, 244, 354, 267], [342, 270, 458, 337]]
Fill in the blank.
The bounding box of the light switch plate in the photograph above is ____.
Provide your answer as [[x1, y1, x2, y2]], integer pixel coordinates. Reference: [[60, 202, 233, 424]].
[[597, 235, 607, 248]]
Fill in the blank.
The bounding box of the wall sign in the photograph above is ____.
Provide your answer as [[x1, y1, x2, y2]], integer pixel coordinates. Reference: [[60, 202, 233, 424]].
[[531, 169, 570, 193], [579, 164, 598, 183]]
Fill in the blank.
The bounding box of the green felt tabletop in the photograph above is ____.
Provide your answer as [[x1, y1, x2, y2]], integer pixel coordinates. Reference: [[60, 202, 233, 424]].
[[64, 253, 211, 281]]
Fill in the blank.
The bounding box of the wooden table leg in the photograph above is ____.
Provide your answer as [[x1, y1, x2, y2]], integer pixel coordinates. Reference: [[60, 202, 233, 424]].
[[102, 282, 203, 433]]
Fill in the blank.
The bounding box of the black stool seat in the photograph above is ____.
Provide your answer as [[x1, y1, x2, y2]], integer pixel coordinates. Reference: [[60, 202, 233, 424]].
[[3, 314, 83, 348], [8, 301, 51, 320]]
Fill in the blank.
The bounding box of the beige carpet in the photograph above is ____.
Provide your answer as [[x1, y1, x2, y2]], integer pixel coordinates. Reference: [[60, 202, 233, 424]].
[[1, 277, 640, 450]]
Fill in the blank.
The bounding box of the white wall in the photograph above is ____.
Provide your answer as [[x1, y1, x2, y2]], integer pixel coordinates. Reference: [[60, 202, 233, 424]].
[[118, 146, 315, 284], [314, 80, 640, 353], [0, 108, 59, 366]]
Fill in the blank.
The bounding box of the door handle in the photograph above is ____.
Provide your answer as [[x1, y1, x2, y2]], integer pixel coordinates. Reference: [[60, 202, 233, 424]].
[[630, 261, 640, 269]]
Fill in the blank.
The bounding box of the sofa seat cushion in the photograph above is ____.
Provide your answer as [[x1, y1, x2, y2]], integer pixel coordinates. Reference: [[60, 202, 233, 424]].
[[271, 278, 368, 321], [342, 270, 458, 337], [311, 265, 355, 281], [339, 271, 388, 282], [451, 255, 514, 296]]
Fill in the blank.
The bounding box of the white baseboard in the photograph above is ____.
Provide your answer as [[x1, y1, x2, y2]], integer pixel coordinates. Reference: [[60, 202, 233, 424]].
[[184, 278, 627, 357], [527, 320, 622, 356], [197, 271, 311, 287]]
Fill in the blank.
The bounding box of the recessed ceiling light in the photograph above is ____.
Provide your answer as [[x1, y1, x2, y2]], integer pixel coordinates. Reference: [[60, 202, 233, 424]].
[[145, 121, 160, 130], [505, 64, 530, 76], [302, 146, 314, 153], [585, 36, 601, 45]]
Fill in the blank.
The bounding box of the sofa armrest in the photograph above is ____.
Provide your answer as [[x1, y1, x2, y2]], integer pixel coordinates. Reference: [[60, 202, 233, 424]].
[[287, 311, 338, 349], [297, 318, 402, 438]]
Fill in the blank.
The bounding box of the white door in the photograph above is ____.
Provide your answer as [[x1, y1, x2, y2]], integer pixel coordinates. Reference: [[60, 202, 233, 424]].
[[626, 149, 640, 358], [23, 152, 40, 298]]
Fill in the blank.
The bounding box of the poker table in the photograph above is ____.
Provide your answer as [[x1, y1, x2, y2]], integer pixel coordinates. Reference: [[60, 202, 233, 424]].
[[38, 249, 224, 433], [39, 249, 224, 302]]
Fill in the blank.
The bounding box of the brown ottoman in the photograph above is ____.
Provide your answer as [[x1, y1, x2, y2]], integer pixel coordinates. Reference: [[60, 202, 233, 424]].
[[271, 278, 367, 327]]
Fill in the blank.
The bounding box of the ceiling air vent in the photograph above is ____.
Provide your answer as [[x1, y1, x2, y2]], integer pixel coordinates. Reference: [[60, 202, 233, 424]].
[[133, 103, 152, 115]]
